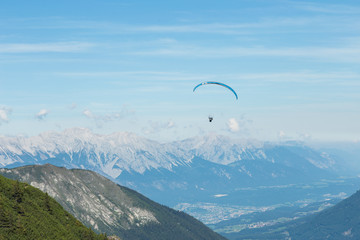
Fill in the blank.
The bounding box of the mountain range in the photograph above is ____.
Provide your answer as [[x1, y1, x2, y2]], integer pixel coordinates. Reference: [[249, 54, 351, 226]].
[[0, 164, 226, 240], [2, 127, 359, 238], [0, 128, 341, 207]]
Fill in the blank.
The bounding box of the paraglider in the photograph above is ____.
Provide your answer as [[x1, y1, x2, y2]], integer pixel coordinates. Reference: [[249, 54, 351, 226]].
[[193, 81, 238, 122], [193, 81, 238, 100], [208, 115, 213, 122]]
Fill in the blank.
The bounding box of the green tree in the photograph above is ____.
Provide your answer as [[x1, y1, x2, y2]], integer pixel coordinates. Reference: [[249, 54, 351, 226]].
[[0, 203, 13, 229], [12, 181, 23, 204], [44, 192, 52, 214]]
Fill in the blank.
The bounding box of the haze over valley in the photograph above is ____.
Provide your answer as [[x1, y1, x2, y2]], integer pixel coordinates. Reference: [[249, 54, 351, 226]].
[[1, 128, 360, 238]]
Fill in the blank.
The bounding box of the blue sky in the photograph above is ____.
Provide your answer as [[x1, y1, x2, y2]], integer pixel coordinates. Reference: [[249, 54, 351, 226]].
[[1, 0, 359, 142]]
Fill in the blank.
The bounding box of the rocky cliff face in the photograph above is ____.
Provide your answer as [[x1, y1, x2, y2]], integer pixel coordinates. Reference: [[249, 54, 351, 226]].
[[0, 164, 226, 240]]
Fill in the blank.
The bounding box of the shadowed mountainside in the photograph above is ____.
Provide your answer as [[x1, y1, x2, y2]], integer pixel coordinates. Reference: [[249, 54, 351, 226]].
[[0, 164, 227, 240]]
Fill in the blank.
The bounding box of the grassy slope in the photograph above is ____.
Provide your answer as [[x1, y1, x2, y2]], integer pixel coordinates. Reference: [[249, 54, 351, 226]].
[[0, 174, 107, 240]]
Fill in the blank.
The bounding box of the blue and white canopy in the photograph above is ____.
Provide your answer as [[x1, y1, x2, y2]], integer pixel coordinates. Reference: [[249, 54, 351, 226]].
[[193, 81, 238, 100]]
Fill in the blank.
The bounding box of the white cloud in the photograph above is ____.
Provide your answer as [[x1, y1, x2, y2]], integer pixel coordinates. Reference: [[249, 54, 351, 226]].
[[69, 103, 77, 110], [227, 118, 240, 132], [167, 120, 175, 128], [292, 2, 360, 14], [56, 71, 209, 84], [225, 116, 253, 135], [82, 106, 135, 128], [279, 130, 286, 139], [59, 15, 358, 35], [0, 42, 94, 53], [35, 109, 49, 120], [131, 45, 360, 63], [0, 106, 12, 125], [143, 120, 176, 135], [82, 109, 94, 118], [0, 111, 8, 122], [214, 194, 228, 198], [298, 132, 312, 141]]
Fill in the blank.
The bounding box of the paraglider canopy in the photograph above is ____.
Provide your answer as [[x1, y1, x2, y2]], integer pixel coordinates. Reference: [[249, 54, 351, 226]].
[[193, 81, 238, 122], [193, 81, 238, 100]]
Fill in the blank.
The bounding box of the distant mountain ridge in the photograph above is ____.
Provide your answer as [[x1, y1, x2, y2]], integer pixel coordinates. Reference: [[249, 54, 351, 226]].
[[0, 128, 339, 207], [0, 128, 191, 178], [0, 164, 226, 240], [0, 128, 335, 172]]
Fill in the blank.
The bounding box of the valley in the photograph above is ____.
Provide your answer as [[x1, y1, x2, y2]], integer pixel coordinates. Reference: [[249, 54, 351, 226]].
[[177, 177, 360, 237], [0, 129, 359, 239]]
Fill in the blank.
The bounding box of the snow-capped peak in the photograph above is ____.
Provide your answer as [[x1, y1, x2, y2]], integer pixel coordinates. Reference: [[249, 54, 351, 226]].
[[0, 128, 336, 179], [174, 134, 265, 165], [0, 128, 191, 177]]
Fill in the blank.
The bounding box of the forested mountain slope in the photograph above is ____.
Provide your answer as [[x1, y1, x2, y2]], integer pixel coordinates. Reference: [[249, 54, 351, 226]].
[[0, 174, 107, 240]]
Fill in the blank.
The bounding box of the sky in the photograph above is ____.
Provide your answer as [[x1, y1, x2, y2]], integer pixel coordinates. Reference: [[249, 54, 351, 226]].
[[0, 0, 360, 143]]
